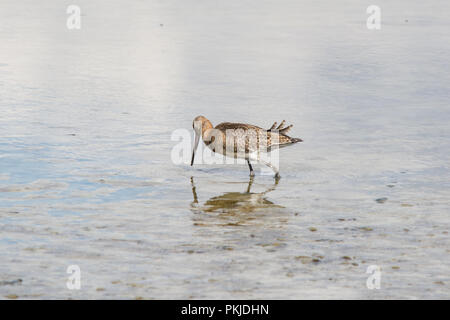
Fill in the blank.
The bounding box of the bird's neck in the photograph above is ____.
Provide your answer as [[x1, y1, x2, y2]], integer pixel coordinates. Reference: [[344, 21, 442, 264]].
[[201, 120, 213, 140]]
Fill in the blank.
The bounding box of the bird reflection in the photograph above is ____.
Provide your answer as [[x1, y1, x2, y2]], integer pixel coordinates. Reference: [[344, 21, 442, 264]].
[[190, 176, 284, 226]]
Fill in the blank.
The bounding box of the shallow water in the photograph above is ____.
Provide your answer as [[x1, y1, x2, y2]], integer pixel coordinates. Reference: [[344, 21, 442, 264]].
[[0, 0, 449, 299]]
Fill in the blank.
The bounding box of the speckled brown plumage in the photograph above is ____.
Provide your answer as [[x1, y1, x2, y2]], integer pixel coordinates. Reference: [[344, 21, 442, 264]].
[[191, 115, 302, 177], [195, 117, 302, 156]]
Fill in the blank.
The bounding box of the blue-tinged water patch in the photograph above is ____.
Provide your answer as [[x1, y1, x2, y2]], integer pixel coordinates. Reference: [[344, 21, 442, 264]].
[[96, 187, 152, 203], [47, 209, 84, 217], [0, 238, 20, 245]]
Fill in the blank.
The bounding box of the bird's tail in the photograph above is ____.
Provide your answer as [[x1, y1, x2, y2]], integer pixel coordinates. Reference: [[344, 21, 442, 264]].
[[290, 137, 303, 143]]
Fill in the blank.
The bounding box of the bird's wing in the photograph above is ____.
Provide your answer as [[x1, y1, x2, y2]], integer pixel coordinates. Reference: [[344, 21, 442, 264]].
[[213, 122, 301, 153], [213, 123, 264, 153], [267, 120, 293, 134], [215, 122, 264, 131]]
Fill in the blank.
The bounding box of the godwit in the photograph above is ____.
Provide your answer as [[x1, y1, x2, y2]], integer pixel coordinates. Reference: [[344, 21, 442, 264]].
[[190, 116, 302, 178]]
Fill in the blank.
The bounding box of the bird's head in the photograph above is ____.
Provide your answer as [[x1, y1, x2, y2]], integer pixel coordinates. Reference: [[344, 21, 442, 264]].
[[191, 116, 212, 166]]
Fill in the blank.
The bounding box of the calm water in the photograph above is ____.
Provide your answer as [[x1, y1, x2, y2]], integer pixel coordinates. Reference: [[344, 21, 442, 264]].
[[0, 0, 449, 299]]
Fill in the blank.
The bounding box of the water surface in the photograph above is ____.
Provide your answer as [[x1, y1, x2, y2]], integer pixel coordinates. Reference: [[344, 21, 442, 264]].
[[0, 0, 449, 299]]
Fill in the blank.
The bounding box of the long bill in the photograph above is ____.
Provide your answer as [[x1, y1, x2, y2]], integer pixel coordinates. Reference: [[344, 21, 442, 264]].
[[190, 131, 200, 166]]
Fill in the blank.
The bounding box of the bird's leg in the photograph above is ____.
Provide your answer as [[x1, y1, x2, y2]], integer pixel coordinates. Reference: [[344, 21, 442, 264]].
[[260, 159, 280, 178], [190, 176, 199, 205], [247, 160, 255, 177], [246, 175, 254, 193]]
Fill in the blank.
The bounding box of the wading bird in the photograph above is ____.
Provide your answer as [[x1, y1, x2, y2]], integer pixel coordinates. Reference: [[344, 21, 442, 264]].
[[190, 116, 302, 178]]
